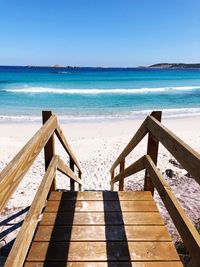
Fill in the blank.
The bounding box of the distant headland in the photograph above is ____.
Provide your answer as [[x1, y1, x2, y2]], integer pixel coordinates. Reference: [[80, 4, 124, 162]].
[[26, 63, 200, 69], [148, 63, 200, 69], [1, 63, 200, 69]]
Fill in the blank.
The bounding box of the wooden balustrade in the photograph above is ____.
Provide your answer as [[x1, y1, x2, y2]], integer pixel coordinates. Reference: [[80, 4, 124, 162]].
[[147, 115, 200, 185], [4, 156, 59, 267], [144, 111, 162, 194], [0, 114, 57, 212], [110, 117, 148, 173], [0, 111, 83, 267], [144, 155, 200, 266], [110, 110, 200, 266]]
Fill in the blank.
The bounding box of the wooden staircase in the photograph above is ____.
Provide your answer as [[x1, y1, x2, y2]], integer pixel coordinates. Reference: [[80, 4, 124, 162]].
[[1, 110, 200, 267], [24, 191, 182, 266]]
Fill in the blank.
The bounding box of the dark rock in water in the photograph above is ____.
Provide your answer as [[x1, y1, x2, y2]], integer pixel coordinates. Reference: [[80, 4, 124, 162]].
[[165, 169, 174, 178]]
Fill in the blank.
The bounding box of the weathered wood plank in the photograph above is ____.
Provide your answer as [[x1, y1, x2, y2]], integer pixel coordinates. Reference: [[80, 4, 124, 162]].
[[110, 170, 114, 191], [4, 156, 59, 267], [24, 262, 183, 267], [55, 124, 81, 171], [57, 158, 82, 185], [78, 169, 82, 191], [69, 157, 75, 191], [111, 156, 145, 184], [34, 225, 171, 241], [110, 118, 148, 173], [48, 191, 154, 201], [40, 211, 164, 226], [144, 111, 162, 194], [42, 111, 56, 191], [45, 200, 158, 212], [119, 159, 125, 191], [147, 115, 200, 185], [26, 241, 180, 261], [144, 155, 200, 266], [0, 115, 57, 212]]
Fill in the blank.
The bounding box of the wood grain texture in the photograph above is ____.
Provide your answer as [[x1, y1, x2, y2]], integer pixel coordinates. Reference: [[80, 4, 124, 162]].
[[110, 170, 114, 191], [24, 262, 183, 267], [48, 191, 154, 201], [144, 155, 200, 266], [112, 156, 145, 184], [69, 157, 75, 191], [34, 225, 171, 241], [147, 115, 200, 185], [0, 115, 57, 212], [78, 169, 82, 191], [24, 191, 182, 266], [55, 124, 81, 171], [40, 211, 164, 226], [57, 157, 82, 185], [4, 156, 59, 267], [26, 241, 180, 261], [42, 111, 56, 191], [119, 159, 125, 191], [45, 200, 158, 212], [110, 118, 148, 173], [144, 111, 162, 194]]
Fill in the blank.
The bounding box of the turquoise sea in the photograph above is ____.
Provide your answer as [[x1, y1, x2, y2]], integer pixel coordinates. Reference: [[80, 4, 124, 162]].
[[0, 66, 200, 122]]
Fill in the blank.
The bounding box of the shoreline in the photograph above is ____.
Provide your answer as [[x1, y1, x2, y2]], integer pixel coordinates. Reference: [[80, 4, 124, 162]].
[[0, 116, 200, 257], [0, 110, 200, 124]]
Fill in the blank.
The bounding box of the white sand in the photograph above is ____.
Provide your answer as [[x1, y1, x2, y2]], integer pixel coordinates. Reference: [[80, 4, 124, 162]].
[[0, 116, 200, 258]]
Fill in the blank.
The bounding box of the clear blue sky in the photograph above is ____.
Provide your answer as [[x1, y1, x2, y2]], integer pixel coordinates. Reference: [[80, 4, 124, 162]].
[[0, 0, 200, 67]]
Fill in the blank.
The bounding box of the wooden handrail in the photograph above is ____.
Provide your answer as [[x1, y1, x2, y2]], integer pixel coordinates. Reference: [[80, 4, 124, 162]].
[[4, 155, 59, 267], [57, 157, 82, 185], [144, 155, 200, 266], [0, 111, 83, 214], [110, 110, 200, 265], [0, 111, 82, 267], [111, 156, 145, 185], [55, 124, 81, 172], [0, 111, 83, 266], [0, 114, 57, 212], [110, 118, 148, 173], [147, 115, 200, 185]]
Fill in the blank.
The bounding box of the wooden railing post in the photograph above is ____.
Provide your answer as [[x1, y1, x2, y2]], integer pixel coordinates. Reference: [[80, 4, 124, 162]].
[[111, 171, 114, 191], [42, 111, 56, 191], [70, 157, 75, 191], [78, 169, 82, 191], [144, 111, 162, 195], [119, 159, 125, 191]]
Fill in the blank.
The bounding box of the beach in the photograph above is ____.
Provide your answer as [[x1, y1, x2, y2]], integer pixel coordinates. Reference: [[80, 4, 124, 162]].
[[1, 66, 200, 265], [0, 115, 200, 261]]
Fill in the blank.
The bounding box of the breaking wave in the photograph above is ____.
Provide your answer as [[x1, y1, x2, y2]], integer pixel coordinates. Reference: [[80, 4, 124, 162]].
[[3, 86, 200, 94]]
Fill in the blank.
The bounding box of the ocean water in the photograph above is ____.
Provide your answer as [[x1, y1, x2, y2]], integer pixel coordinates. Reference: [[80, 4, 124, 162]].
[[0, 66, 200, 122]]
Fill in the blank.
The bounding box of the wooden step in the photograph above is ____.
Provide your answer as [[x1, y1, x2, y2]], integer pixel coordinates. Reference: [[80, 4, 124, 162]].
[[26, 241, 180, 261], [45, 200, 158, 212], [24, 262, 183, 267], [34, 225, 171, 241], [40, 211, 164, 225], [25, 191, 183, 266], [49, 191, 154, 201]]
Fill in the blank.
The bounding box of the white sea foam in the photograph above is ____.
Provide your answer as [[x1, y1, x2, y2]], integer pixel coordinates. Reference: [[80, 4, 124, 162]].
[[1, 108, 200, 123], [3, 86, 200, 94], [131, 108, 200, 118], [56, 71, 71, 74]]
